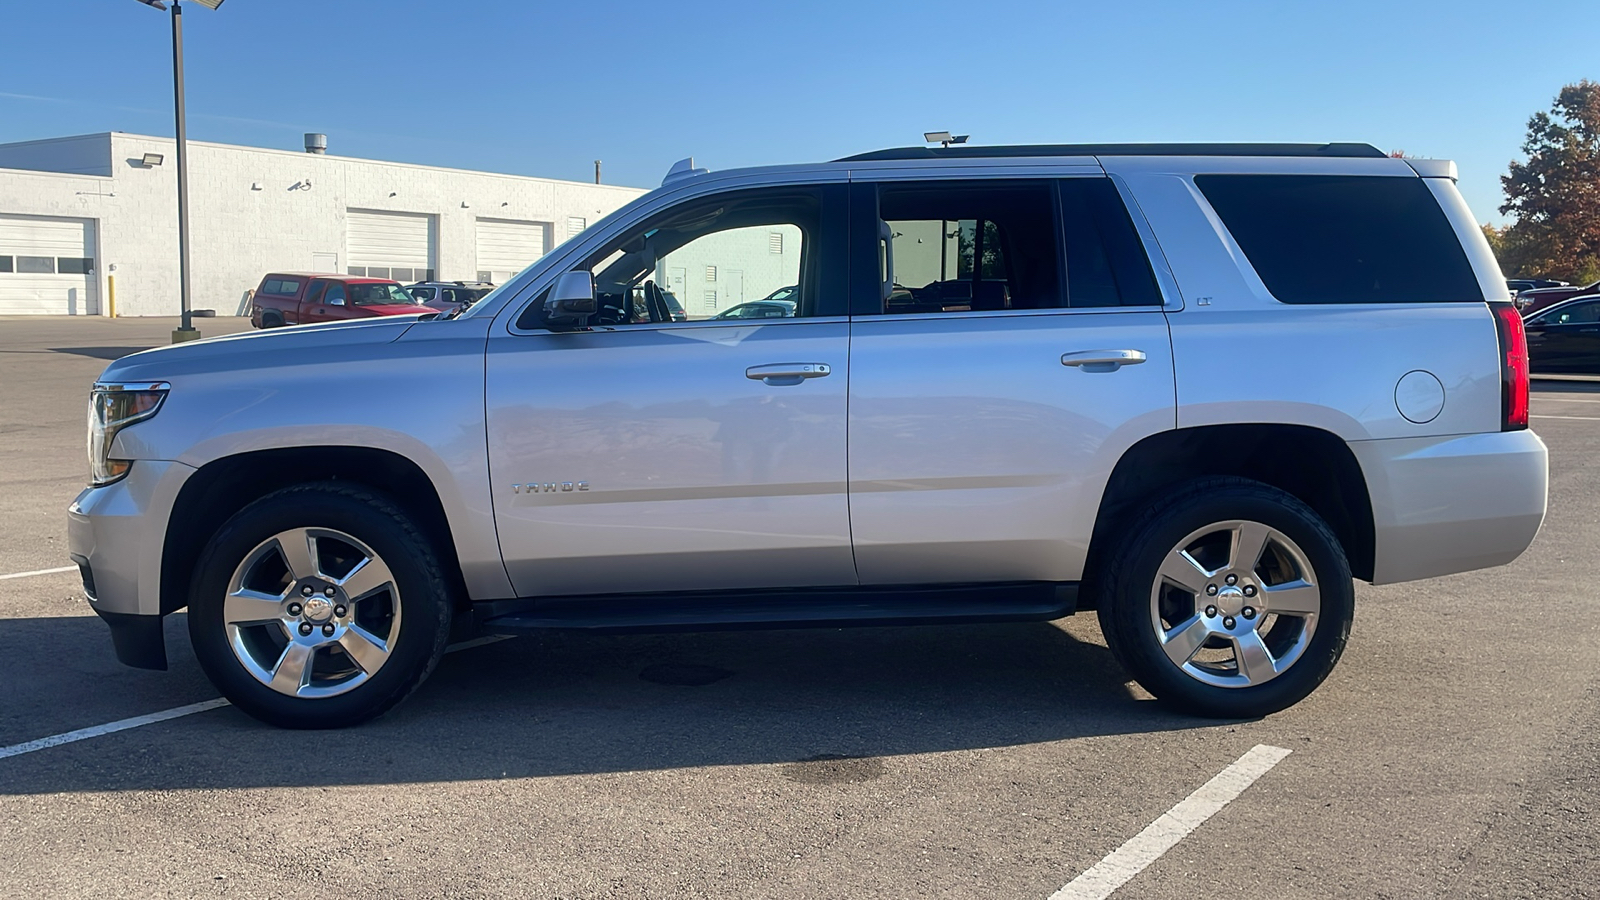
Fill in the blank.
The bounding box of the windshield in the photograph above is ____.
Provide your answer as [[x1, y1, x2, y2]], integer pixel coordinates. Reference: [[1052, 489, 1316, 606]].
[[349, 283, 417, 306]]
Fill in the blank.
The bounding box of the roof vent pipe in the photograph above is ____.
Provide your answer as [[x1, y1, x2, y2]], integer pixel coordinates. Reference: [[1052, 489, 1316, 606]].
[[304, 133, 327, 155]]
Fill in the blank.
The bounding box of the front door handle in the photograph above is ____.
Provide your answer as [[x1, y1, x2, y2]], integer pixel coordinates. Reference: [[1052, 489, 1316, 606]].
[[746, 363, 832, 386], [1061, 349, 1147, 372]]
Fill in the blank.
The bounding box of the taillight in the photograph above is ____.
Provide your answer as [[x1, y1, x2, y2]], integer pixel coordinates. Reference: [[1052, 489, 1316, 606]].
[[1491, 302, 1529, 431]]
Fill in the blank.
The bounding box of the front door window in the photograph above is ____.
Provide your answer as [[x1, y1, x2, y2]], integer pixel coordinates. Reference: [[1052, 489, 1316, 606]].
[[518, 186, 843, 330]]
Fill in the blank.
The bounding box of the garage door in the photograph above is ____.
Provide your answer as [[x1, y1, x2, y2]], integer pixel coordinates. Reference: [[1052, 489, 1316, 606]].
[[346, 210, 435, 283], [0, 214, 97, 315], [475, 218, 549, 284]]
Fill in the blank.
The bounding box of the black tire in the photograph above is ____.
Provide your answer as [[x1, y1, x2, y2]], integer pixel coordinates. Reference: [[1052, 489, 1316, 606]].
[[188, 482, 452, 728], [1097, 477, 1354, 718]]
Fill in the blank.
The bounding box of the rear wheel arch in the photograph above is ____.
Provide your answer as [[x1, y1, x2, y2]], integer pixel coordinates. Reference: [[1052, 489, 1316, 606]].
[[1083, 424, 1376, 602], [161, 446, 468, 616]]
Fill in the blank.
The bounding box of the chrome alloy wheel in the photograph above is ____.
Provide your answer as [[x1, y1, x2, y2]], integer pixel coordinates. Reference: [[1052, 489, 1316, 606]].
[[1149, 519, 1320, 689], [222, 527, 402, 699]]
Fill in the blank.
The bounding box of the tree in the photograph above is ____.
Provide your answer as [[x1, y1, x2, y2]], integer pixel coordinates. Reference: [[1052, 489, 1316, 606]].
[[1496, 81, 1600, 283]]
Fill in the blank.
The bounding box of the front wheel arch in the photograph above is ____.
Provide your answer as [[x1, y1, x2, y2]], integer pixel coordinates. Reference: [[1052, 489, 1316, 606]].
[[161, 447, 469, 618]]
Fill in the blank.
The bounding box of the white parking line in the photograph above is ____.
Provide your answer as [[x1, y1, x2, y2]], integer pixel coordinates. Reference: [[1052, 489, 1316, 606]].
[[1532, 414, 1600, 421], [1534, 397, 1600, 404], [0, 565, 77, 581], [1048, 744, 1291, 900], [0, 698, 231, 761], [0, 635, 515, 762]]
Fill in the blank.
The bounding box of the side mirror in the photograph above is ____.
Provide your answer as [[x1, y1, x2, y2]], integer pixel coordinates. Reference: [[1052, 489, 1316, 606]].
[[328, 295, 345, 307], [544, 271, 596, 329]]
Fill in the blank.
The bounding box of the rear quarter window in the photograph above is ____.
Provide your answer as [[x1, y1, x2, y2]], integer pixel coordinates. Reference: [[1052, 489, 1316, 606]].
[[260, 278, 302, 297], [1194, 174, 1481, 304]]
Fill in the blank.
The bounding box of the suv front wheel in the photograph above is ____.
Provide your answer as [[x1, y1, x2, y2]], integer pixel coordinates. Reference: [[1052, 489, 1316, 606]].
[[188, 483, 453, 728], [1097, 478, 1354, 718]]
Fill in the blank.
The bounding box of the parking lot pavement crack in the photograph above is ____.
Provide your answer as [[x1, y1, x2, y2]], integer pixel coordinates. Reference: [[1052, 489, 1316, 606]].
[[1434, 683, 1600, 899]]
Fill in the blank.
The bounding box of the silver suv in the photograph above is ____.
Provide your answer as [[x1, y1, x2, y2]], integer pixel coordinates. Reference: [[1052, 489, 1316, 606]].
[[69, 143, 1548, 728]]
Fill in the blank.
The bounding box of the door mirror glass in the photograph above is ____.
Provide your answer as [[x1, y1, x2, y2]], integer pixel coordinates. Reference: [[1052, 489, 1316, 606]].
[[544, 270, 597, 329]]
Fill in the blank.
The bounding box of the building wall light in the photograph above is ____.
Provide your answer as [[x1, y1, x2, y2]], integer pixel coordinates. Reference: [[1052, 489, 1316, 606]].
[[140, 152, 165, 167]]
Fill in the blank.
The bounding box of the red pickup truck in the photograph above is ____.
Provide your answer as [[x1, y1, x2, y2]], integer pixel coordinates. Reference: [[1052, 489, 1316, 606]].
[[249, 273, 431, 328]]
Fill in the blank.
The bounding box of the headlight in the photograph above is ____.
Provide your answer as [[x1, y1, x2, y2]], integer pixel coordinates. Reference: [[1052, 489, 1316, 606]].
[[87, 382, 169, 486]]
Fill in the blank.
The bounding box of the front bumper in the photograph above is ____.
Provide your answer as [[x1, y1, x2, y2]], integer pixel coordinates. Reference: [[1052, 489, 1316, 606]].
[[1351, 429, 1548, 584], [67, 459, 197, 669]]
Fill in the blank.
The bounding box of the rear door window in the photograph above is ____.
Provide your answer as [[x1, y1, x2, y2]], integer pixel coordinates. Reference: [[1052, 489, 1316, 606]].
[[1058, 178, 1163, 307], [875, 180, 1061, 313], [1195, 174, 1481, 304]]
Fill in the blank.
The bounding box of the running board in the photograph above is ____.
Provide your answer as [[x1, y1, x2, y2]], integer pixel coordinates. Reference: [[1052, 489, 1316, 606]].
[[474, 582, 1077, 636]]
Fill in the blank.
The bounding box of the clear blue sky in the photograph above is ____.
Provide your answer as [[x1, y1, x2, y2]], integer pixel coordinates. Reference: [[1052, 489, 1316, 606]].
[[3, 0, 1596, 225]]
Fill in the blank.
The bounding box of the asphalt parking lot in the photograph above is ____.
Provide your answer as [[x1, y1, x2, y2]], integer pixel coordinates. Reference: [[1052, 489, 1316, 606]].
[[2, 316, 1597, 899]]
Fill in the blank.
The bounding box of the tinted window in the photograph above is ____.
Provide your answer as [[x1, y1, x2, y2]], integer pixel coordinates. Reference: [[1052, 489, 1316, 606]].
[[324, 284, 346, 306], [1535, 300, 1600, 326], [263, 278, 302, 296], [878, 180, 1059, 313], [0, 256, 12, 273], [1195, 174, 1480, 304], [1059, 178, 1163, 307], [57, 257, 94, 275], [17, 256, 54, 274]]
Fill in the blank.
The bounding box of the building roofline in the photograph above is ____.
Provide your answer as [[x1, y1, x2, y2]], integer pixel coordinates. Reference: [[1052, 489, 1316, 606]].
[[0, 165, 112, 182], [99, 131, 645, 192], [0, 132, 113, 150], [839, 142, 1388, 162]]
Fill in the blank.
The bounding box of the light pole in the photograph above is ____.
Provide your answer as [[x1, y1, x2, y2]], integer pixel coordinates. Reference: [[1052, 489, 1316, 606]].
[[136, 0, 224, 343]]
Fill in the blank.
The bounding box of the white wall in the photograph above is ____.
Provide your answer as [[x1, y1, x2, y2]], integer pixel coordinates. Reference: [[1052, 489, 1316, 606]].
[[0, 133, 648, 316]]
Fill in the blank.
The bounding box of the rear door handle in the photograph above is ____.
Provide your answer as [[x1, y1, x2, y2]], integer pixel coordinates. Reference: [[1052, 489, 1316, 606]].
[[1061, 349, 1147, 372], [746, 363, 832, 386]]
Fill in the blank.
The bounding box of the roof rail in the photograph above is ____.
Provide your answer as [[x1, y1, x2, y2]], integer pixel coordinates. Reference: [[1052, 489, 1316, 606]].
[[838, 142, 1387, 162]]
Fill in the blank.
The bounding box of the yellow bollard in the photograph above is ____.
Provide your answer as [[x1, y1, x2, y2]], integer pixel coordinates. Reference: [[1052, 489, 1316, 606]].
[[107, 275, 117, 318]]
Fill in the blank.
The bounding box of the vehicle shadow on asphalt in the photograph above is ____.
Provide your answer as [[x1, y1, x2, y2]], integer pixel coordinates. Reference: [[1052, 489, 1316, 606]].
[[0, 613, 1213, 793]]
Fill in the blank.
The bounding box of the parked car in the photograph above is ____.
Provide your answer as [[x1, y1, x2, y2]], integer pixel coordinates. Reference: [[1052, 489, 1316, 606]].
[[1507, 278, 1568, 294], [71, 142, 1547, 729], [1524, 294, 1600, 373], [408, 281, 495, 315], [250, 274, 429, 328], [713, 299, 796, 319], [1514, 279, 1600, 316]]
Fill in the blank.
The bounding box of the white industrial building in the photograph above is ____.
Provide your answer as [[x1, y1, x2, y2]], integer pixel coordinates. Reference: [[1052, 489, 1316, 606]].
[[0, 132, 648, 317]]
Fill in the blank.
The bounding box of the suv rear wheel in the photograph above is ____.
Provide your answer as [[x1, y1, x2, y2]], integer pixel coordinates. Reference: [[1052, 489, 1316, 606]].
[[187, 483, 452, 728], [1098, 478, 1354, 718]]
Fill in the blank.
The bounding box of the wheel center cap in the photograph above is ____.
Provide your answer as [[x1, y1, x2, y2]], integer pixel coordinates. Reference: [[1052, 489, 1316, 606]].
[[301, 596, 334, 623], [1215, 585, 1246, 617]]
